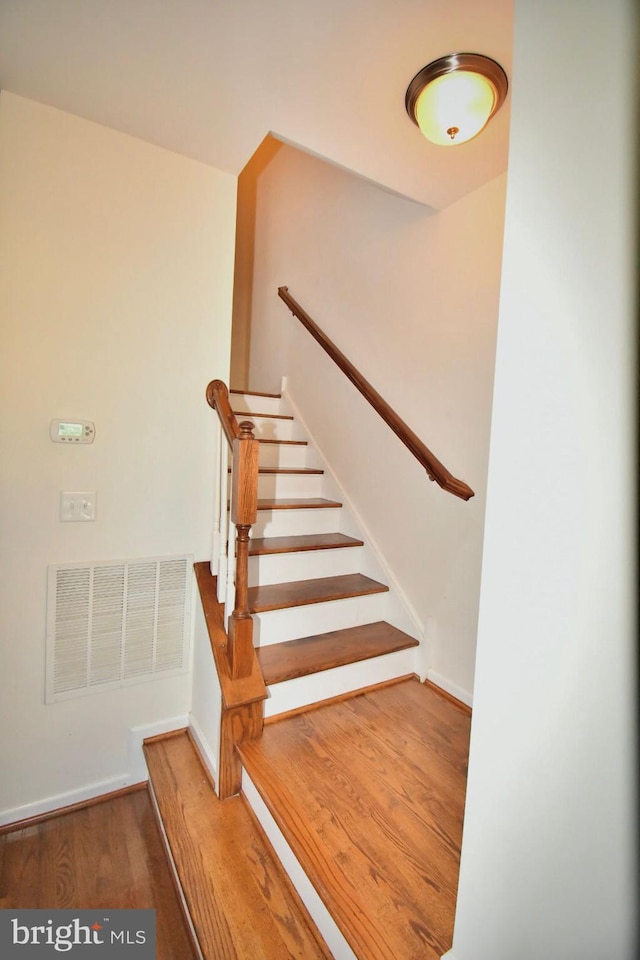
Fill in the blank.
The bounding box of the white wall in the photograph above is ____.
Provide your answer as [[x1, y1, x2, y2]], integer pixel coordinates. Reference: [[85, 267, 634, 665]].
[[189, 593, 222, 787], [0, 93, 236, 818], [447, 2, 637, 958], [247, 146, 506, 700]]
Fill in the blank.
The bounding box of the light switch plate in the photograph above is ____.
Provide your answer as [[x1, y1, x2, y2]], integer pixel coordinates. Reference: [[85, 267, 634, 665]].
[[60, 491, 97, 522]]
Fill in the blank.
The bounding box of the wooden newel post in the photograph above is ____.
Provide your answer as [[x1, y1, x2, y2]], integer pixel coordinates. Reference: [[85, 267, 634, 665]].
[[228, 420, 259, 678]]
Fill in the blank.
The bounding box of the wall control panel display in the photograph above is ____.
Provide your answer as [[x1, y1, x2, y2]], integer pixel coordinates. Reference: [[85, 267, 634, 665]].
[[50, 420, 95, 443]]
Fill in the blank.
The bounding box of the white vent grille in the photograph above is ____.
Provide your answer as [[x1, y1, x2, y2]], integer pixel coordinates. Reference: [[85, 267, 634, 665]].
[[46, 555, 192, 703]]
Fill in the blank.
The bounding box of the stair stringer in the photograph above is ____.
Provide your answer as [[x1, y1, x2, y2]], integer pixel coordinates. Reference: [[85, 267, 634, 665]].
[[278, 377, 428, 676]]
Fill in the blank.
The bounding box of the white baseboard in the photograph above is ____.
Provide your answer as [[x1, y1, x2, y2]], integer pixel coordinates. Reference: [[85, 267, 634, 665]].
[[188, 713, 219, 787], [0, 774, 132, 828], [0, 713, 190, 829], [426, 669, 473, 708]]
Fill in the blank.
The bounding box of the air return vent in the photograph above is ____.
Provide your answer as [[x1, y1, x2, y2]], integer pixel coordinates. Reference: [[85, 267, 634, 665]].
[[46, 555, 192, 703]]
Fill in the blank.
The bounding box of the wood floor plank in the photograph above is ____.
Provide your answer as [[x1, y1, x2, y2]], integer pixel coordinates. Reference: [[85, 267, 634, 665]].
[[257, 621, 419, 685], [248, 574, 388, 613], [290, 708, 465, 876], [239, 678, 471, 960], [286, 700, 465, 842], [246, 709, 461, 940], [0, 789, 197, 960], [346, 682, 470, 782], [144, 731, 331, 960]]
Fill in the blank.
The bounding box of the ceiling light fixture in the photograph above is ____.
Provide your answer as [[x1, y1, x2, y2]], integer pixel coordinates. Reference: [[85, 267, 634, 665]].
[[405, 53, 508, 146]]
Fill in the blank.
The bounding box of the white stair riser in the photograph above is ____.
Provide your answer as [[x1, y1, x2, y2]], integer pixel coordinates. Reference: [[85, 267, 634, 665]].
[[248, 547, 363, 587], [253, 592, 390, 647], [257, 474, 324, 499], [252, 507, 343, 538], [374, 591, 423, 642], [257, 444, 311, 469], [248, 417, 296, 441], [231, 394, 282, 416], [263, 648, 420, 718], [232, 472, 324, 498]]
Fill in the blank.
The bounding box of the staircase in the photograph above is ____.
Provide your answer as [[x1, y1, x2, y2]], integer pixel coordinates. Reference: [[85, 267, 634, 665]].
[[139, 384, 473, 959], [227, 387, 421, 718]]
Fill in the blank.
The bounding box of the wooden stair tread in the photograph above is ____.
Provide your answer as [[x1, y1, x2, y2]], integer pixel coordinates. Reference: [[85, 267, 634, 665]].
[[258, 438, 307, 445], [238, 678, 471, 960], [249, 573, 388, 613], [249, 533, 363, 555], [257, 497, 342, 510], [229, 466, 324, 475], [257, 620, 419, 685], [144, 732, 330, 960], [258, 466, 324, 475]]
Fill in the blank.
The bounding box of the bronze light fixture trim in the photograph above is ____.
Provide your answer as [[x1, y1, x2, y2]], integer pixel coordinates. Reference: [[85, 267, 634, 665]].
[[405, 52, 508, 146]]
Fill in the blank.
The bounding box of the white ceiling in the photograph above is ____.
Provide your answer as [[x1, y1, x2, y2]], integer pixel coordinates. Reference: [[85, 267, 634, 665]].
[[0, 0, 513, 209]]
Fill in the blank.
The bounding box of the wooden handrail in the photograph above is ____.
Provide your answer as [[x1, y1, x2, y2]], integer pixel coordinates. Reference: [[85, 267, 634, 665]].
[[277, 287, 474, 501], [206, 379, 241, 447], [206, 379, 260, 678]]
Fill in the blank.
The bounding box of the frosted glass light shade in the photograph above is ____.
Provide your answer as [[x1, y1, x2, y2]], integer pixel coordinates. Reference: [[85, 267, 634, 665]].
[[415, 71, 496, 145], [406, 53, 508, 147]]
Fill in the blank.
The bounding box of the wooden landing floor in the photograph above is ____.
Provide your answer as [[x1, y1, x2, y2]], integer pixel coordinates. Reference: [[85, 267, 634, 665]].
[[0, 786, 197, 960], [239, 677, 471, 960]]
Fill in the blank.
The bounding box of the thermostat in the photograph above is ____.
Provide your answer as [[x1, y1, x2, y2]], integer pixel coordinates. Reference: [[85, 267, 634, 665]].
[[50, 420, 95, 444]]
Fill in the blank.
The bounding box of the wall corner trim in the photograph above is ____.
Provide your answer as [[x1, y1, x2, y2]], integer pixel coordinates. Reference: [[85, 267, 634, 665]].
[[128, 714, 190, 784]]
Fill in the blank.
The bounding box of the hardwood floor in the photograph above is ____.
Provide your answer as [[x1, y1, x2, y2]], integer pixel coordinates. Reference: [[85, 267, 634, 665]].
[[239, 677, 471, 960], [144, 731, 331, 959], [0, 786, 197, 960]]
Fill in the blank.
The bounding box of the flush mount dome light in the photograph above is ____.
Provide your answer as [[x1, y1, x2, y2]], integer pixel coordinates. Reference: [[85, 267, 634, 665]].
[[405, 53, 508, 146]]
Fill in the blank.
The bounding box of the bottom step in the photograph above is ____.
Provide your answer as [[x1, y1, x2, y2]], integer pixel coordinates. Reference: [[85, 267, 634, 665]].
[[144, 731, 331, 960]]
